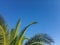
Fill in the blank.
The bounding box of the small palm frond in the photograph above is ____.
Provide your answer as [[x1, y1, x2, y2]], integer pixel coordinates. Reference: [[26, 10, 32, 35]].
[[25, 34, 54, 45], [41, 34, 54, 43]]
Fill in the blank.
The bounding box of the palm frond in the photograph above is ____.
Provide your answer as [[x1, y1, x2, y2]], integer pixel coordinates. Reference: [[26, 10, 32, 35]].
[[14, 19, 21, 39], [25, 34, 54, 45], [10, 19, 21, 45], [0, 15, 9, 45], [17, 22, 37, 45], [0, 25, 7, 45]]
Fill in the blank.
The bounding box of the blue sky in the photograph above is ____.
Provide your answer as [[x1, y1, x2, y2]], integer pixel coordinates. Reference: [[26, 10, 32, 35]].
[[0, 0, 60, 45]]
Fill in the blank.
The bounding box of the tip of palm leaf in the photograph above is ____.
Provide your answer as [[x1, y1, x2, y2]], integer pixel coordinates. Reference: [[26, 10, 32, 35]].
[[31, 22, 38, 24], [17, 19, 21, 24]]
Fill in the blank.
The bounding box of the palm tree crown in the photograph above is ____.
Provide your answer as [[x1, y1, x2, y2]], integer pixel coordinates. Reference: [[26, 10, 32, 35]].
[[0, 15, 54, 45], [0, 15, 37, 45]]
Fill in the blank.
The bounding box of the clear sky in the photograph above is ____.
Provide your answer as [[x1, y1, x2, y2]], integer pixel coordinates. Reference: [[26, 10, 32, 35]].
[[0, 0, 60, 45]]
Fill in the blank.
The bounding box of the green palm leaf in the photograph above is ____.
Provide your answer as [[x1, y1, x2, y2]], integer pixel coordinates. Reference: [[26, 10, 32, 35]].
[[10, 19, 21, 45], [25, 34, 54, 45], [0, 25, 7, 45], [17, 22, 37, 45], [0, 16, 9, 45]]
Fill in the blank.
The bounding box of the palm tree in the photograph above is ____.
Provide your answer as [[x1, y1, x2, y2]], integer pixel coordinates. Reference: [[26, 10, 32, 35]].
[[25, 34, 54, 45], [0, 15, 37, 45]]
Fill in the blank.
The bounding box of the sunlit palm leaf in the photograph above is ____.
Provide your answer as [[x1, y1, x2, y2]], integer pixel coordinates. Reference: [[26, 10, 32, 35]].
[[14, 19, 21, 39], [17, 22, 37, 45], [10, 19, 21, 45], [0, 15, 9, 45], [31, 42, 43, 45], [0, 16, 7, 45], [0, 25, 6, 45]]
